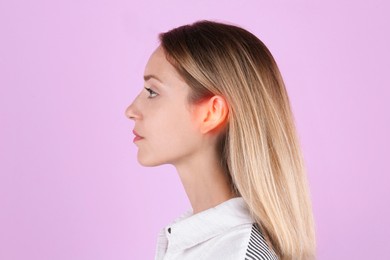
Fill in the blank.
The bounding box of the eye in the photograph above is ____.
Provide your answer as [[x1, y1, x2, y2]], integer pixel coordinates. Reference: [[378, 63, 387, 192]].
[[144, 87, 158, 99]]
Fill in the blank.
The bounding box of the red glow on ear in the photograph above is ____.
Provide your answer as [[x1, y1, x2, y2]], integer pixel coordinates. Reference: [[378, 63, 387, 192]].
[[191, 96, 229, 135]]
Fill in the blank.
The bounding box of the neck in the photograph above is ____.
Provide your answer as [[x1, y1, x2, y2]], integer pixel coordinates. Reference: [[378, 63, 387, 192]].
[[174, 148, 239, 214]]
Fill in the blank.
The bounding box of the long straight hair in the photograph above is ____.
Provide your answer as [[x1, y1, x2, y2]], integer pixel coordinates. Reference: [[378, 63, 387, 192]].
[[158, 20, 316, 259]]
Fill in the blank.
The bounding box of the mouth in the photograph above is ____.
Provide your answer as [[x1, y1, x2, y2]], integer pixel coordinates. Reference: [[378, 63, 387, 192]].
[[132, 129, 144, 142]]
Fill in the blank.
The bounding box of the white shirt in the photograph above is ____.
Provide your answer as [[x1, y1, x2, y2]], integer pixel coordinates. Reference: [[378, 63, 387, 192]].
[[154, 197, 278, 260]]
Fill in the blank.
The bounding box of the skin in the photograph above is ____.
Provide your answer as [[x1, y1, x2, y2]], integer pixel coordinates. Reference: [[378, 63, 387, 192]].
[[125, 45, 238, 214]]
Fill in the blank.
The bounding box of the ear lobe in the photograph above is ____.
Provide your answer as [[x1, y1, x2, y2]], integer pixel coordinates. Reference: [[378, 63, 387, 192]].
[[200, 95, 229, 134]]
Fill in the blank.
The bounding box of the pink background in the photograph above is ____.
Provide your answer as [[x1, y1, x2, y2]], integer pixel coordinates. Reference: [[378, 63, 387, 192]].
[[1, 1, 389, 259]]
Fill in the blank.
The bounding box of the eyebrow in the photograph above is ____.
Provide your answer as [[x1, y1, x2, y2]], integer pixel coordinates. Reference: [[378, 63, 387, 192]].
[[144, 74, 163, 83]]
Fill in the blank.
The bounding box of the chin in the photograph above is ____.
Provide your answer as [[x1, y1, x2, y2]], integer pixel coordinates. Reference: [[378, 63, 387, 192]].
[[137, 154, 167, 167]]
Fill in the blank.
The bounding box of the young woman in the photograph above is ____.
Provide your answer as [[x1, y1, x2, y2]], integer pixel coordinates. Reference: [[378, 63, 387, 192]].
[[125, 20, 316, 260]]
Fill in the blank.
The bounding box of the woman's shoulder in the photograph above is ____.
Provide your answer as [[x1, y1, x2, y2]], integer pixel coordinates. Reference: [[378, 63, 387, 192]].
[[201, 222, 278, 260]]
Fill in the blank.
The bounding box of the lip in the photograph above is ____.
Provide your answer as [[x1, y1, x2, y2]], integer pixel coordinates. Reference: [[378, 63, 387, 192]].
[[132, 130, 144, 142]]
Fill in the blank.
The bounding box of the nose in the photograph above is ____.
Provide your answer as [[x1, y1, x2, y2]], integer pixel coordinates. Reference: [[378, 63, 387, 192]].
[[125, 101, 139, 120]]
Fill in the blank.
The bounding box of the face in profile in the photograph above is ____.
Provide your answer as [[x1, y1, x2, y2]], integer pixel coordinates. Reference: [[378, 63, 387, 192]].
[[125, 46, 203, 167]]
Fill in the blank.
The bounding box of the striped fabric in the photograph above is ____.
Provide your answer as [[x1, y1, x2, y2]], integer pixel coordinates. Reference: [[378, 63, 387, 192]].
[[245, 223, 278, 260]]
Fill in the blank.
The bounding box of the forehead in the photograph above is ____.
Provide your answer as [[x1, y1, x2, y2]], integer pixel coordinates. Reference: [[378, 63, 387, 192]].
[[144, 46, 186, 86]]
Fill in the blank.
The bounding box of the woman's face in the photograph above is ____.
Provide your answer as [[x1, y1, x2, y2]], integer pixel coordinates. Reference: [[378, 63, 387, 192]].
[[125, 46, 203, 166]]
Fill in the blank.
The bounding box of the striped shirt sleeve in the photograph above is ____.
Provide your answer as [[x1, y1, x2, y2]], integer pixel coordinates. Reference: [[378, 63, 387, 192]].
[[245, 223, 278, 260]]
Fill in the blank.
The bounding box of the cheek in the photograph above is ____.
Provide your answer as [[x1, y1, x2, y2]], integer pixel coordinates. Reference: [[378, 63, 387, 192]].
[[166, 114, 196, 139], [137, 106, 203, 166], [152, 110, 200, 150]]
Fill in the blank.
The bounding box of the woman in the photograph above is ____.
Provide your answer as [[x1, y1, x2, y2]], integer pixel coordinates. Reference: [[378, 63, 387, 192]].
[[125, 20, 316, 260]]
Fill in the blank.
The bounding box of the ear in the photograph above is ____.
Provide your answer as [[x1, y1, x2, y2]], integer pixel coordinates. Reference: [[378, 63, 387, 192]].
[[199, 95, 229, 135]]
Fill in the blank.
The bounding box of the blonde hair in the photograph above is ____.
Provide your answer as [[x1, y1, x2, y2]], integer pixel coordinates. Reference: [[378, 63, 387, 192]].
[[158, 20, 316, 259]]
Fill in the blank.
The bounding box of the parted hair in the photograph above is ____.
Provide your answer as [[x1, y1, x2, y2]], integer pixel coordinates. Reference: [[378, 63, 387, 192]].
[[158, 20, 316, 259]]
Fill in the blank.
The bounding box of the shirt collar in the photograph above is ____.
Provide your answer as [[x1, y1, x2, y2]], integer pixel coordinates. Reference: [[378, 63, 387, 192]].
[[162, 197, 254, 253]]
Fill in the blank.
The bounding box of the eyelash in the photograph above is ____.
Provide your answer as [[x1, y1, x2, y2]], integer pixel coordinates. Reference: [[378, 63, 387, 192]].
[[144, 87, 158, 99]]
